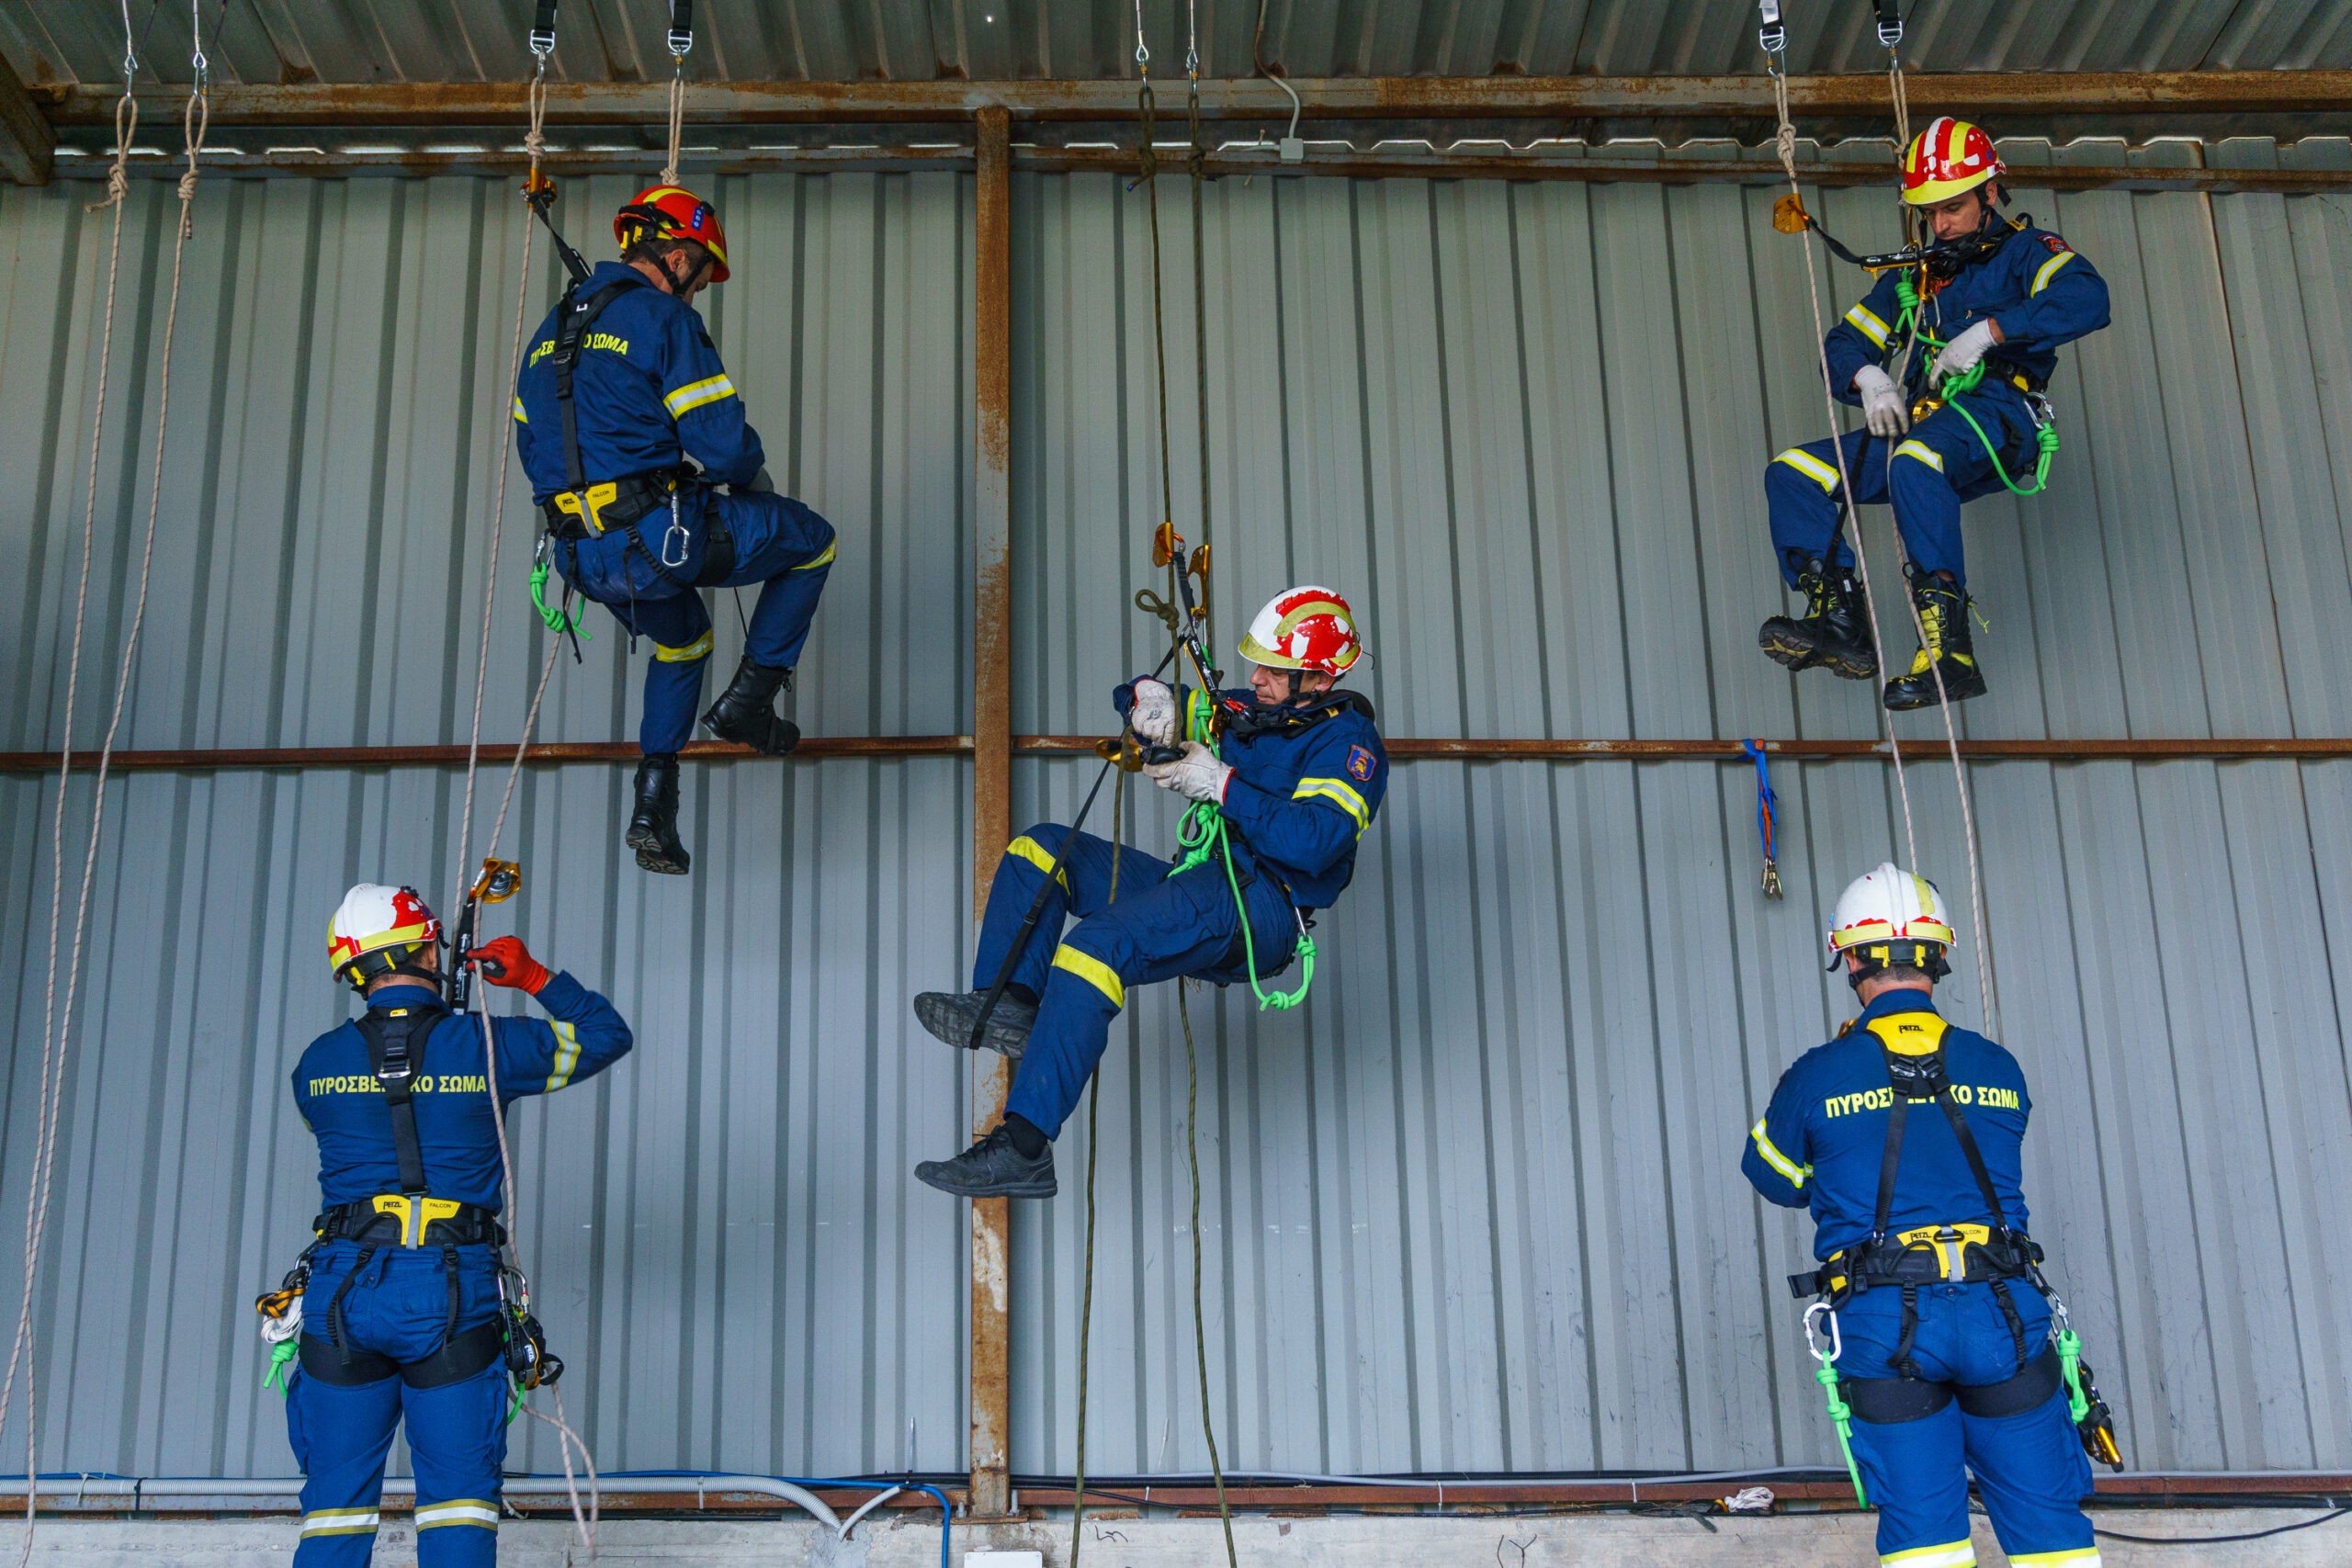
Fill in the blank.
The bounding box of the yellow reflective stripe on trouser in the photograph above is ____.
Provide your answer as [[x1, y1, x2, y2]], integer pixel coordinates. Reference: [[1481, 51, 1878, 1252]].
[[653, 631, 714, 663], [545, 1021, 582, 1090], [794, 540, 837, 570], [1293, 776, 1370, 833], [1883, 1542, 1977, 1568], [415, 1498, 501, 1530], [1775, 447, 1842, 492], [662, 374, 737, 417], [1005, 834, 1069, 891], [1052, 944, 1125, 1010], [300, 1508, 381, 1537], [1894, 439, 1946, 473], [1750, 1121, 1807, 1188], [1845, 302, 1892, 348], [2008, 1551, 2099, 1566], [2031, 250, 2076, 295]]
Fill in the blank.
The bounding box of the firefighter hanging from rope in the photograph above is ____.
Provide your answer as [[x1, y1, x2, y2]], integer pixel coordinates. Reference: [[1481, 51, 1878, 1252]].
[[1760, 118, 2110, 709], [912, 559, 1387, 1199], [513, 184, 838, 876]]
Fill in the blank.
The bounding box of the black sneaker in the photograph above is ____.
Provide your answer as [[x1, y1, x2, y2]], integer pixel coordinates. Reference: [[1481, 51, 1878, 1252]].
[[913, 990, 1037, 1059], [914, 1124, 1057, 1199]]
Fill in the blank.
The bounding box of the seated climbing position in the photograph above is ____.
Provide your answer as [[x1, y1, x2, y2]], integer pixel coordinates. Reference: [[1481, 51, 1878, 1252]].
[[514, 185, 838, 875], [1744, 864, 2112, 1568], [912, 587, 1386, 1199], [1760, 117, 2109, 710], [277, 885, 632, 1566]]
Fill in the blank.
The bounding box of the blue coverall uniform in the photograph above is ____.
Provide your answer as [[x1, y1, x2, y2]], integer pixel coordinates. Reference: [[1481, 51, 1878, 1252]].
[[994, 682, 1387, 1139], [514, 260, 836, 756], [1744, 990, 2098, 1568], [1766, 221, 2110, 592], [284, 976, 631, 1565]]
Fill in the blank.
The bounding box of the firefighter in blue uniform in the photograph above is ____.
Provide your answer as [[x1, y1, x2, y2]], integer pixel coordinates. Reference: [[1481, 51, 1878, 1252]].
[[279, 884, 632, 1564], [1744, 864, 2104, 1568], [514, 185, 837, 875], [913, 588, 1385, 1198], [1760, 118, 2110, 710]]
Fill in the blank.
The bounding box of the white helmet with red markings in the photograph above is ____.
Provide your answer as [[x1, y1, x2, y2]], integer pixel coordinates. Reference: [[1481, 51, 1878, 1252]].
[[1238, 586, 1365, 677], [1826, 862, 1956, 979], [327, 883, 444, 992]]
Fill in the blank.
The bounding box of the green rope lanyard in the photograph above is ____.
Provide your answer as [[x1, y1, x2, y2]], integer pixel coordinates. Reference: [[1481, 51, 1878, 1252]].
[[1892, 272, 2059, 498], [1167, 691, 1317, 1011], [1817, 1359, 1867, 1506], [2057, 1324, 2092, 1426], [530, 552, 589, 639]]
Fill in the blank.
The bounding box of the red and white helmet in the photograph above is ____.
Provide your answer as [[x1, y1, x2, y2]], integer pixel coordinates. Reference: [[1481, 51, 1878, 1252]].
[[1238, 586, 1364, 677], [1902, 117, 2004, 207], [616, 185, 731, 282], [328, 883, 442, 992], [1826, 863, 1956, 976]]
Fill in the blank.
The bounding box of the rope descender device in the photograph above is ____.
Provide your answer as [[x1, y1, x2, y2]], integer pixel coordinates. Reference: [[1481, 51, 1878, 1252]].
[[1804, 1300, 1869, 1506], [2042, 1289, 2125, 1470], [1742, 739, 1783, 899], [447, 856, 523, 1016]]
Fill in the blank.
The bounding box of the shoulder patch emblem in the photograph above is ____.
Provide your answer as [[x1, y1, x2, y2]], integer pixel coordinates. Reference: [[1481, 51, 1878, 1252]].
[[1346, 744, 1375, 783], [2040, 231, 2069, 254]]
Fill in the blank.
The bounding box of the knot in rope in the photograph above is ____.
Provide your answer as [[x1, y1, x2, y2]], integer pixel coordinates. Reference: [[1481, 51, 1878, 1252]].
[[87, 96, 136, 214]]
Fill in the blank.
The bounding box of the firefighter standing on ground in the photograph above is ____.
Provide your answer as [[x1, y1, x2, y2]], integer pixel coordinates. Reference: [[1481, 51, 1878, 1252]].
[[514, 185, 838, 876], [1760, 118, 2110, 710], [912, 588, 1386, 1199], [1744, 865, 2102, 1568], [279, 885, 632, 1565]]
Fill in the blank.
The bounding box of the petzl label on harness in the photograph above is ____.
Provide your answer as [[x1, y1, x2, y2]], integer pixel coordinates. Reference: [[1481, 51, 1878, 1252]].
[[1864, 1012, 1949, 1057]]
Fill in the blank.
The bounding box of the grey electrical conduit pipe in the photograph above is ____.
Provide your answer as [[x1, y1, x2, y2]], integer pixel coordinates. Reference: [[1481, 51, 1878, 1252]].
[[0, 1474, 847, 1534]]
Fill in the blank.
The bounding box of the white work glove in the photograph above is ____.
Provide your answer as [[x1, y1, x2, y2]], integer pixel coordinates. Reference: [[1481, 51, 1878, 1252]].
[[1852, 363, 1911, 437], [1929, 318, 1999, 388], [1127, 677, 1178, 747], [1143, 740, 1231, 806]]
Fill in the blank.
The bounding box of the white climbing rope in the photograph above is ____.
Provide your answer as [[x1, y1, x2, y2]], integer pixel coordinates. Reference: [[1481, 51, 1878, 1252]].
[[5, 14, 202, 1558]]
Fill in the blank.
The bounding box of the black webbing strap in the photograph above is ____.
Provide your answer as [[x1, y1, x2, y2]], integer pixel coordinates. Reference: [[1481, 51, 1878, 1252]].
[[530, 1, 560, 57], [1872, 1091, 1908, 1241], [1934, 1088, 2013, 1233], [552, 278, 639, 492], [356, 1007, 443, 1199]]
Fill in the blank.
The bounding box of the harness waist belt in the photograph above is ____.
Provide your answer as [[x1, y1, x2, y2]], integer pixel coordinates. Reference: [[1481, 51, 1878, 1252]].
[[316, 1195, 505, 1249], [1791, 1223, 2041, 1300], [544, 471, 687, 540]]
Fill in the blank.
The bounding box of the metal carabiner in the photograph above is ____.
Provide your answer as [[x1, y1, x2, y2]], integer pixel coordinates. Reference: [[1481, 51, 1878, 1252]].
[[1803, 1299, 1843, 1365], [661, 492, 690, 570]]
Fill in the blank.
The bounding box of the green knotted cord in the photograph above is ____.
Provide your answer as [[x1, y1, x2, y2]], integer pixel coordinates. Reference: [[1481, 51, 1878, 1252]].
[[1891, 271, 2058, 497], [1817, 1359, 1868, 1506]]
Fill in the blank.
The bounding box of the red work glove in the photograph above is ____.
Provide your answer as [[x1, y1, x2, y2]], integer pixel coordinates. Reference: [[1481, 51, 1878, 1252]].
[[470, 935, 552, 995]]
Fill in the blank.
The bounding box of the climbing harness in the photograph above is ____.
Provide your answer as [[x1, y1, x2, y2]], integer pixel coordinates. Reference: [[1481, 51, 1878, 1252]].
[[6, 14, 205, 1553], [1786, 1015, 2124, 1483], [1759, 2, 2002, 1040], [1887, 259, 2063, 497], [1743, 739, 1784, 898]]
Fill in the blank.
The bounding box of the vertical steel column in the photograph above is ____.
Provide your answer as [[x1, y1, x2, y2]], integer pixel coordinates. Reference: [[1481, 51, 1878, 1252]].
[[967, 102, 1015, 1522]]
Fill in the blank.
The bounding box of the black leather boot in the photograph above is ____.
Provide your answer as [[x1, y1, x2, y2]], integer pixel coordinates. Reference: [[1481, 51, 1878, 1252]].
[[1760, 558, 1878, 681], [625, 756, 691, 875], [700, 657, 801, 755], [1883, 567, 1989, 711]]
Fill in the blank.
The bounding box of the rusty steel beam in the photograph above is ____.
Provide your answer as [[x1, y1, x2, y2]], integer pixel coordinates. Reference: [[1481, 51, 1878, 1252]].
[[0, 48, 55, 185], [53, 142, 2352, 196], [8, 734, 2349, 775], [967, 102, 1016, 1526], [38, 70, 2352, 129]]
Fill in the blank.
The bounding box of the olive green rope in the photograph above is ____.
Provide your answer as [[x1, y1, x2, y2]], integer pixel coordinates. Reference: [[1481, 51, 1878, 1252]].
[[1071, 765, 1123, 1567], [1180, 981, 1238, 1568]]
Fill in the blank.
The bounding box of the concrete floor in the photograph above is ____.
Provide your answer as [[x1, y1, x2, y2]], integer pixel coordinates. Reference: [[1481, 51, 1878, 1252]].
[[0, 1509, 2341, 1565]]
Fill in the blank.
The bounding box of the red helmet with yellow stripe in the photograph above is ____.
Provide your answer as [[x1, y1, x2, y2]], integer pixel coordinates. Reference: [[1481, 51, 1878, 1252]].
[[616, 186, 731, 283], [1902, 117, 2004, 207]]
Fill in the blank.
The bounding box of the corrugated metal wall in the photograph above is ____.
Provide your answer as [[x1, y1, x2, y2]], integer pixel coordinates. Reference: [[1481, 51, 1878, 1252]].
[[5, 140, 2352, 1483]]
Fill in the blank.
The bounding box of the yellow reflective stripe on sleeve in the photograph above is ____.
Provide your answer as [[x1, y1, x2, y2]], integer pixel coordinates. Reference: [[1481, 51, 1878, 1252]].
[[793, 539, 837, 570], [1882, 1543, 1977, 1568], [1293, 776, 1371, 834], [415, 1499, 501, 1530], [511, 397, 528, 423], [1844, 302, 1892, 348], [2031, 250, 2076, 296], [1005, 834, 1069, 891], [1775, 447, 1842, 492], [2007, 1551, 2098, 1567], [1750, 1121, 1807, 1189], [1894, 439, 1945, 472], [1052, 944, 1125, 1010], [545, 1021, 582, 1090], [663, 374, 737, 417], [300, 1508, 381, 1537], [653, 630, 714, 663]]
